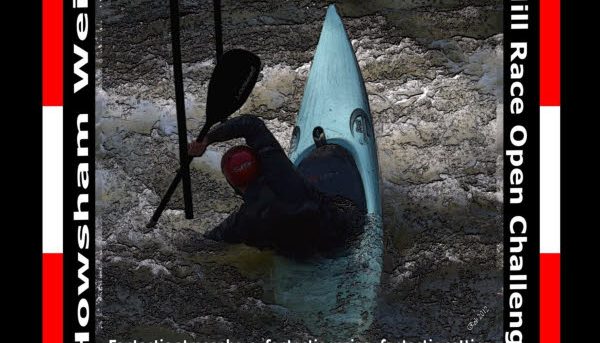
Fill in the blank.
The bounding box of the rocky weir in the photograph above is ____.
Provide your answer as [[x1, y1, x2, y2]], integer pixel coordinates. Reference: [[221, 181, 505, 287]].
[[96, 0, 503, 341]]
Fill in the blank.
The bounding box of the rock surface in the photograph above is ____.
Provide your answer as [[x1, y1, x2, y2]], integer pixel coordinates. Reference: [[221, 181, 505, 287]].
[[97, 0, 503, 341]]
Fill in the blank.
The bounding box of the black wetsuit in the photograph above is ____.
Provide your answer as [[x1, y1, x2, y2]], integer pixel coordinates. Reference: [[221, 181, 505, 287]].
[[204, 115, 365, 257]]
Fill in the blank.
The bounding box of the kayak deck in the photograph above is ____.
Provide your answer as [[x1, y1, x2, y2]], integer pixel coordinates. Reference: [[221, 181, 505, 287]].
[[297, 144, 367, 212]]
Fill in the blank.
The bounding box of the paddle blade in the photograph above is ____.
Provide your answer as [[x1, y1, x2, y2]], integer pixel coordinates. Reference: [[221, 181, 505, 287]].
[[206, 49, 261, 123]]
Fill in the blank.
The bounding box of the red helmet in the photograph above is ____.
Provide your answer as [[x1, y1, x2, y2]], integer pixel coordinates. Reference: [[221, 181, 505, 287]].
[[221, 145, 260, 188]]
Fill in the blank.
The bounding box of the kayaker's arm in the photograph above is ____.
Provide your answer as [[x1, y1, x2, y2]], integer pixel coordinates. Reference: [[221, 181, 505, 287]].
[[206, 115, 283, 152], [204, 210, 251, 243], [204, 203, 276, 248]]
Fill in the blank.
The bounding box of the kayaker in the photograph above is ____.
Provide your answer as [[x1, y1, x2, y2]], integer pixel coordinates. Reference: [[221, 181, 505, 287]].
[[188, 115, 365, 258]]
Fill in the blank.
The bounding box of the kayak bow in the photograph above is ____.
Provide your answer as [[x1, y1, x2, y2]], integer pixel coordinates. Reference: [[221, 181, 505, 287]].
[[271, 5, 383, 338]]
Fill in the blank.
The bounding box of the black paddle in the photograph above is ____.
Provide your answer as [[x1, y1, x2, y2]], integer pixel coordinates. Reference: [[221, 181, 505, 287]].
[[170, 0, 194, 219], [146, 49, 261, 228]]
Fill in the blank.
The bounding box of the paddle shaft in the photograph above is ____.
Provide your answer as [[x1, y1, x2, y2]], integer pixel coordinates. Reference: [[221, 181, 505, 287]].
[[213, 0, 223, 63], [169, 0, 194, 219], [147, 125, 211, 227]]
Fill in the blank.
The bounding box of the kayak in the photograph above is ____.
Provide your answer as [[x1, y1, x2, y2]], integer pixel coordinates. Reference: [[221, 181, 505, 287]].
[[270, 5, 383, 339]]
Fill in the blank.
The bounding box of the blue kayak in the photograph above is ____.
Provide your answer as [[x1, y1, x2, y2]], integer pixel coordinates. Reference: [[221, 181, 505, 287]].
[[270, 5, 383, 339]]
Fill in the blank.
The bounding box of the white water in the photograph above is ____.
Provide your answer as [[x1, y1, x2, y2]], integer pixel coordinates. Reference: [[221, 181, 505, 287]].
[[268, 214, 383, 339]]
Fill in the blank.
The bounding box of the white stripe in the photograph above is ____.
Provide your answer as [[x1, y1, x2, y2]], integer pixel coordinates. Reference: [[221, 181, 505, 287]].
[[511, 14, 529, 21], [540, 106, 560, 253], [43, 106, 63, 253], [511, 23, 529, 30]]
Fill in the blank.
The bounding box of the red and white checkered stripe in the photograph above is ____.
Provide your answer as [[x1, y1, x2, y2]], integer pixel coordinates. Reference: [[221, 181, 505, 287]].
[[540, 0, 560, 341], [42, 0, 63, 341]]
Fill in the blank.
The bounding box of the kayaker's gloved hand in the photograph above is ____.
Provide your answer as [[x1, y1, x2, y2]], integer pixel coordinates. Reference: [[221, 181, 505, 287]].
[[188, 137, 209, 157]]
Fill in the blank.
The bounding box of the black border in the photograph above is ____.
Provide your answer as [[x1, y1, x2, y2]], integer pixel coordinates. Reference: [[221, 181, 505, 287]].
[[11, 0, 43, 337], [27, 0, 42, 338], [561, 1, 579, 341], [503, 0, 540, 341], [64, 0, 96, 341]]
